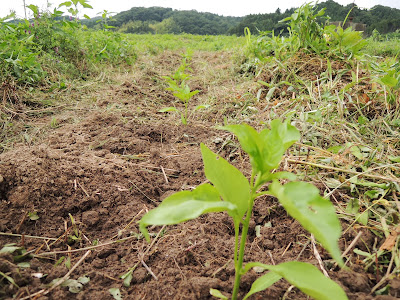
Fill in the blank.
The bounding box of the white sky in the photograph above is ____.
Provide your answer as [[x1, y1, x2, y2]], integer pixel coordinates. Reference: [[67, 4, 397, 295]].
[[1, 0, 400, 19]]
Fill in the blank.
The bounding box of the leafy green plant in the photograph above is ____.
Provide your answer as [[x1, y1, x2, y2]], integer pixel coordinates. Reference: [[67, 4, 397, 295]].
[[0, 12, 46, 84], [159, 52, 207, 124], [370, 58, 400, 104], [139, 118, 347, 299], [280, 3, 328, 54]]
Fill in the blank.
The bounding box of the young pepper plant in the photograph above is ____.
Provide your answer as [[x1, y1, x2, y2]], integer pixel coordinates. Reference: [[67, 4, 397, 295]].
[[139, 118, 347, 300], [159, 54, 207, 125]]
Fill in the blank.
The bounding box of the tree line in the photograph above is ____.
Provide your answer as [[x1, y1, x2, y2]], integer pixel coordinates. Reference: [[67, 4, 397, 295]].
[[82, 1, 400, 36]]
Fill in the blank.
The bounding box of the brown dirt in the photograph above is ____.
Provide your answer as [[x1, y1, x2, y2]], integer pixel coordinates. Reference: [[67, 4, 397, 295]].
[[0, 51, 398, 300]]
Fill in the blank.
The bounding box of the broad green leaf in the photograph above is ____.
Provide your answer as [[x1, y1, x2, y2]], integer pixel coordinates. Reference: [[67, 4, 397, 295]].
[[269, 181, 343, 265], [250, 262, 347, 299], [139, 184, 236, 242], [380, 74, 398, 88], [243, 272, 282, 300], [275, 118, 300, 149], [26, 5, 39, 15], [259, 127, 285, 172], [59, 1, 72, 8], [79, 0, 93, 9], [270, 262, 347, 299], [209, 288, 228, 299], [201, 144, 250, 219], [258, 171, 297, 188], [221, 124, 265, 174], [222, 119, 299, 177], [159, 107, 178, 113]]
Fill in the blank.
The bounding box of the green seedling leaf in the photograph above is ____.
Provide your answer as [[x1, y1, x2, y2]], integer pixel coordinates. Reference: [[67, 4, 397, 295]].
[[273, 118, 300, 149], [269, 181, 343, 265], [28, 211, 39, 221], [209, 288, 228, 300], [244, 262, 348, 300], [221, 118, 299, 180], [201, 144, 250, 220], [109, 287, 123, 300], [62, 279, 83, 293], [139, 184, 236, 242], [121, 270, 133, 287], [220, 124, 264, 174], [78, 276, 90, 284], [268, 172, 297, 181], [0, 244, 22, 254], [159, 107, 178, 113], [243, 272, 282, 300]]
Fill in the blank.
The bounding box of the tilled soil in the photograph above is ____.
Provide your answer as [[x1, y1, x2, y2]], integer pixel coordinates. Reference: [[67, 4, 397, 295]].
[[0, 51, 399, 300]]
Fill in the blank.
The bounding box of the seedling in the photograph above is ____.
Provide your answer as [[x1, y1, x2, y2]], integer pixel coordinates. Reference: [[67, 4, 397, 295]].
[[28, 211, 40, 221], [67, 213, 81, 245], [50, 276, 90, 293], [159, 53, 207, 124], [139, 118, 347, 299]]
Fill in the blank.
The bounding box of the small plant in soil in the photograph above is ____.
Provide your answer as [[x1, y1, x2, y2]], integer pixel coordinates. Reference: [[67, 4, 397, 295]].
[[140, 117, 348, 299], [159, 52, 208, 124]]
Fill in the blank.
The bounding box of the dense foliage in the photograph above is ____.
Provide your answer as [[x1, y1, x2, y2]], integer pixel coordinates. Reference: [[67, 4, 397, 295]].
[[82, 1, 400, 36], [230, 1, 400, 35], [83, 7, 241, 35]]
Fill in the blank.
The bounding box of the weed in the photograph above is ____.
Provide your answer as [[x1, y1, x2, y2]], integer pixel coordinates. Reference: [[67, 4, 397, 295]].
[[139, 118, 347, 299], [67, 213, 82, 245]]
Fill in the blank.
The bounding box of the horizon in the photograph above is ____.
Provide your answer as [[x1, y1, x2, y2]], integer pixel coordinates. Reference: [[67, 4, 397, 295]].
[[1, 0, 400, 20]]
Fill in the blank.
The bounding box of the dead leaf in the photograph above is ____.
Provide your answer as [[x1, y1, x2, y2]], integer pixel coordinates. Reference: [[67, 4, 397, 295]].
[[379, 225, 400, 251]]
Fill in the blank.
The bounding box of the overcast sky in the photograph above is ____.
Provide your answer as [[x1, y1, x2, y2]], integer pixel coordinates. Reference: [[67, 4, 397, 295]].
[[1, 0, 400, 19]]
